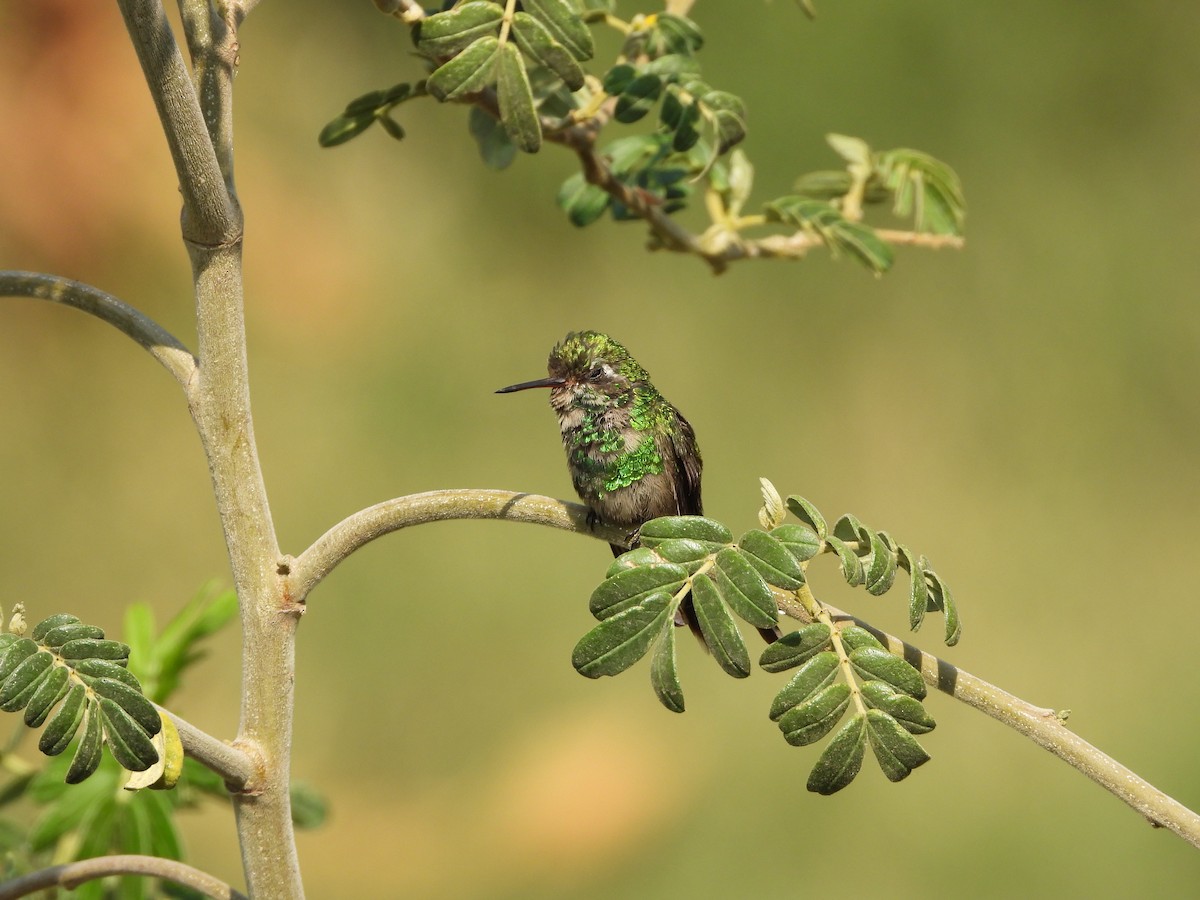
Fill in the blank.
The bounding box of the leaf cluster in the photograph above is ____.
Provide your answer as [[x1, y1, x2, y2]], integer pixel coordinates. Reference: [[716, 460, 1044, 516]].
[[573, 489, 959, 793], [0, 614, 161, 784], [320, 3, 966, 273]]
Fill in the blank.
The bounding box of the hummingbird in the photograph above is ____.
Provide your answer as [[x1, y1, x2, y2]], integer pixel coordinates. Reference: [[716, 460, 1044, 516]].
[[496, 330, 703, 556], [499, 331, 784, 648]]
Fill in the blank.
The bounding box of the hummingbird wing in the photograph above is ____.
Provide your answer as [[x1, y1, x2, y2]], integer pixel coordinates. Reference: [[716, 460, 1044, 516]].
[[668, 410, 703, 516]]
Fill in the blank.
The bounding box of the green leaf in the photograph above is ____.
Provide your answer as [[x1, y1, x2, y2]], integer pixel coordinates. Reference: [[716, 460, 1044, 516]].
[[648, 13, 703, 56], [691, 573, 750, 678], [378, 114, 406, 142], [91, 678, 161, 737], [848, 647, 926, 700], [638, 516, 732, 551], [654, 538, 714, 575], [830, 220, 894, 274], [589, 562, 688, 620], [768, 650, 838, 720], [0, 650, 53, 711], [806, 713, 866, 795], [512, 12, 585, 91], [31, 614, 81, 642], [659, 88, 702, 152], [702, 91, 747, 153], [601, 63, 636, 95], [604, 546, 659, 577], [865, 708, 931, 781], [66, 702, 104, 784], [426, 35, 500, 102], [416, 1, 504, 57], [524, 0, 595, 61], [317, 113, 376, 148], [557, 172, 610, 226], [785, 495, 827, 539], [572, 591, 674, 678], [792, 170, 854, 200], [838, 626, 883, 652], [923, 562, 962, 646], [59, 638, 130, 663], [860, 681, 935, 735], [39, 683, 87, 756], [711, 547, 777, 629], [98, 698, 158, 772], [290, 782, 330, 830], [41, 623, 104, 651], [28, 764, 110, 849], [73, 657, 142, 691], [825, 535, 863, 586], [897, 545, 928, 632], [0, 637, 38, 682], [23, 664, 70, 727], [874, 147, 965, 235], [737, 530, 804, 589], [758, 623, 831, 673], [650, 624, 684, 713], [769, 524, 821, 563], [778, 681, 851, 746], [469, 106, 517, 170], [497, 42, 542, 153], [864, 530, 897, 596], [614, 74, 663, 123]]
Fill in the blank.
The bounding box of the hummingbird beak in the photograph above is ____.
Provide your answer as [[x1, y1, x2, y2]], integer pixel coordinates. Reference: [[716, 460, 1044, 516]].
[[495, 376, 567, 394]]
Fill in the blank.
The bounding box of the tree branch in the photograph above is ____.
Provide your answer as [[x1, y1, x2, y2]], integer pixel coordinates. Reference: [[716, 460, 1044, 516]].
[[289, 490, 628, 601], [772, 587, 1200, 849], [0, 271, 196, 389], [0, 855, 246, 900], [161, 707, 257, 791], [116, 0, 240, 246]]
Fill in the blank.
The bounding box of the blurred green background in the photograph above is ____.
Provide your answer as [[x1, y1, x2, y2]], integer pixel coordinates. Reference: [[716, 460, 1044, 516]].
[[3, 1, 1200, 896]]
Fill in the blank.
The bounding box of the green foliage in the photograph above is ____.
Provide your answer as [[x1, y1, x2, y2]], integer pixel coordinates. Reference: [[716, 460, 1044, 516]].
[[573, 486, 959, 793], [0, 587, 250, 895], [320, 3, 966, 273]]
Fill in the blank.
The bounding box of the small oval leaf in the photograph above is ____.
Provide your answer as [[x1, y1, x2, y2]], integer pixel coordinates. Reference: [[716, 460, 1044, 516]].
[[573, 591, 675, 678], [650, 624, 685, 713], [426, 36, 500, 102], [98, 698, 159, 772], [589, 562, 688, 620], [712, 547, 777, 629], [848, 647, 926, 700], [691, 573, 750, 678], [31, 614, 81, 642], [639, 516, 732, 550], [860, 681, 935, 735], [40, 683, 87, 757], [758, 623, 832, 673], [65, 702, 103, 784], [737, 530, 804, 589], [778, 681, 851, 746], [770, 524, 821, 563], [497, 42, 541, 153], [769, 651, 839, 721], [416, 1, 505, 57], [785, 496, 827, 539], [865, 708, 931, 782], [806, 713, 866, 795]]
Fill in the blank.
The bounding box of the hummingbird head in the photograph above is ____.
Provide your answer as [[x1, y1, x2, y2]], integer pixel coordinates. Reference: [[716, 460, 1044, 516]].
[[496, 330, 650, 412]]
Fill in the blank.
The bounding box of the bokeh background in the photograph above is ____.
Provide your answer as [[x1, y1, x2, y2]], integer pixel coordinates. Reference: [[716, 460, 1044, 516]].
[[3, 1, 1200, 897]]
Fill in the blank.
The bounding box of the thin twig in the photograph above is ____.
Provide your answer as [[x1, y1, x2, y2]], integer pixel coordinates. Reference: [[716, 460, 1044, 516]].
[[0, 855, 246, 900], [160, 707, 257, 791], [289, 490, 628, 601], [0, 271, 196, 389]]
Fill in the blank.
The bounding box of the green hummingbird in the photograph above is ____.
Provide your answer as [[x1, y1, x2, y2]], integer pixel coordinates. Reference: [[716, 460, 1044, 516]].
[[498, 330, 712, 642], [497, 330, 703, 551], [498, 330, 780, 647]]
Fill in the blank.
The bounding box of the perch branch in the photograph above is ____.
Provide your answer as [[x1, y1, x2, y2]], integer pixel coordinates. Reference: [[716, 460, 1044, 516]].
[[0, 271, 196, 389], [0, 855, 246, 900], [289, 490, 627, 601]]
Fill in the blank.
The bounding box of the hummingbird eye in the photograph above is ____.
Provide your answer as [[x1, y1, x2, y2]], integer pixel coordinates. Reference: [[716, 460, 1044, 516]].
[[586, 364, 605, 380]]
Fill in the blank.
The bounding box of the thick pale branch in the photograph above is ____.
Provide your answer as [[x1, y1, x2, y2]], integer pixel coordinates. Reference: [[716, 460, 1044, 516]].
[[289, 490, 627, 600], [175, 0, 241, 197], [161, 707, 257, 790], [0, 855, 246, 900], [772, 587, 1200, 849], [117, 0, 239, 245], [0, 271, 196, 388]]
